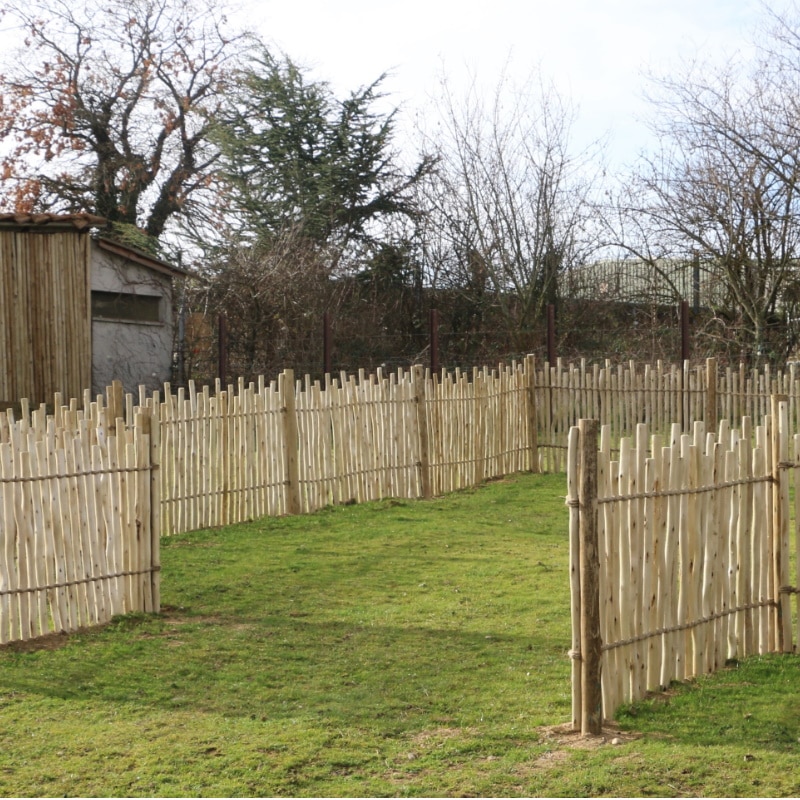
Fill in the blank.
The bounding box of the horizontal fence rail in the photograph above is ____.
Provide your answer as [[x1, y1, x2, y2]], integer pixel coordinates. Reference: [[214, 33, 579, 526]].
[[568, 398, 800, 734]]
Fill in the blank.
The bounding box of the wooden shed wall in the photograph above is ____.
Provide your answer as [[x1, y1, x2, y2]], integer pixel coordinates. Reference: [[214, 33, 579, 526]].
[[0, 229, 91, 405]]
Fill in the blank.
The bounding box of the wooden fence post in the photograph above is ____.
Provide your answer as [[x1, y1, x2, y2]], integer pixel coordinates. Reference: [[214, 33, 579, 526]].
[[771, 395, 792, 652], [220, 388, 230, 526], [413, 365, 432, 499], [524, 354, 539, 473], [280, 370, 302, 515], [149, 397, 161, 613], [705, 357, 717, 434], [132, 410, 153, 614], [794, 431, 800, 654], [579, 417, 602, 735], [429, 309, 440, 378], [567, 426, 581, 730]]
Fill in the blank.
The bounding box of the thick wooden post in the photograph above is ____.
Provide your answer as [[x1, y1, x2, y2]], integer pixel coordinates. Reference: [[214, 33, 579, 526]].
[[280, 370, 302, 515], [567, 426, 581, 730], [794, 433, 800, 653], [579, 418, 602, 735], [413, 365, 432, 499], [220, 389, 230, 525]]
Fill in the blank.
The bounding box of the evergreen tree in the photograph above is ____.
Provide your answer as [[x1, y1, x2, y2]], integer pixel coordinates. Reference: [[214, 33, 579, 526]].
[[214, 49, 433, 254]]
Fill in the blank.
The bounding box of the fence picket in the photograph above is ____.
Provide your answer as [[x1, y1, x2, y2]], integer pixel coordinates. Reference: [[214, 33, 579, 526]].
[[795, 434, 800, 650]]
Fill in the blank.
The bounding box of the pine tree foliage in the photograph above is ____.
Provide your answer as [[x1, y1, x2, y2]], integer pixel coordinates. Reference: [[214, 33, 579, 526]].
[[213, 48, 434, 252]]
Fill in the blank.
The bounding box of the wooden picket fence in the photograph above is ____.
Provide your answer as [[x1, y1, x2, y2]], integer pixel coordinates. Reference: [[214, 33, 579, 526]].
[[8, 353, 800, 648], [159, 360, 537, 534], [567, 398, 799, 734], [0, 394, 160, 644], [535, 357, 800, 472], [157, 356, 800, 529], [0, 359, 535, 645]]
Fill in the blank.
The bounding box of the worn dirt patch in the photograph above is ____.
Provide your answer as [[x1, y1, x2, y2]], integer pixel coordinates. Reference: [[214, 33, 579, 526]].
[[537, 721, 642, 750], [0, 629, 75, 653], [408, 726, 469, 747], [160, 612, 224, 627], [513, 747, 571, 777], [509, 722, 643, 778]]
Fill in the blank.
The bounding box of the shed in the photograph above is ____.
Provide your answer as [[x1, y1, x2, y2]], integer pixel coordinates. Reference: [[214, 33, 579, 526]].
[[0, 212, 185, 405]]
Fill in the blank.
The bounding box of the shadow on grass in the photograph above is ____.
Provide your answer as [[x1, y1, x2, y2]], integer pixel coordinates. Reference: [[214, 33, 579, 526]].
[[0, 611, 571, 733]]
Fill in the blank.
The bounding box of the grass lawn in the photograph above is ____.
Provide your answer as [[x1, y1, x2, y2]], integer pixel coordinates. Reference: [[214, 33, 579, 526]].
[[0, 472, 799, 797]]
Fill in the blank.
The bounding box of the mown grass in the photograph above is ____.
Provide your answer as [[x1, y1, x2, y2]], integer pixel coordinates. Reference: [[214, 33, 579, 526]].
[[0, 472, 799, 797]]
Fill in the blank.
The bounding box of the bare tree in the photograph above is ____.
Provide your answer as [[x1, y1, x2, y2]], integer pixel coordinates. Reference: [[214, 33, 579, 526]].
[[185, 226, 352, 380], [604, 34, 800, 364], [0, 0, 248, 241], [591, 2, 800, 364], [416, 69, 602, 353]]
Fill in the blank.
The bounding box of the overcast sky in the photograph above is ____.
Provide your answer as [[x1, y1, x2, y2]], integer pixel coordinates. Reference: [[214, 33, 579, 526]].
[[0, 0, 783, 171], [245, 0, 774, 169]]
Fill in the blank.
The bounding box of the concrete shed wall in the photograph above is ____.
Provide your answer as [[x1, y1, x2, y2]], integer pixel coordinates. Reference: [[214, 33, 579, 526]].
[[90, 245, 174, 396]]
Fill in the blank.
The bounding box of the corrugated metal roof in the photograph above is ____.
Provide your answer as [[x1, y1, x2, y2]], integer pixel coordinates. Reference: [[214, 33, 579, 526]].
[[0, 212, 108, 230]]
